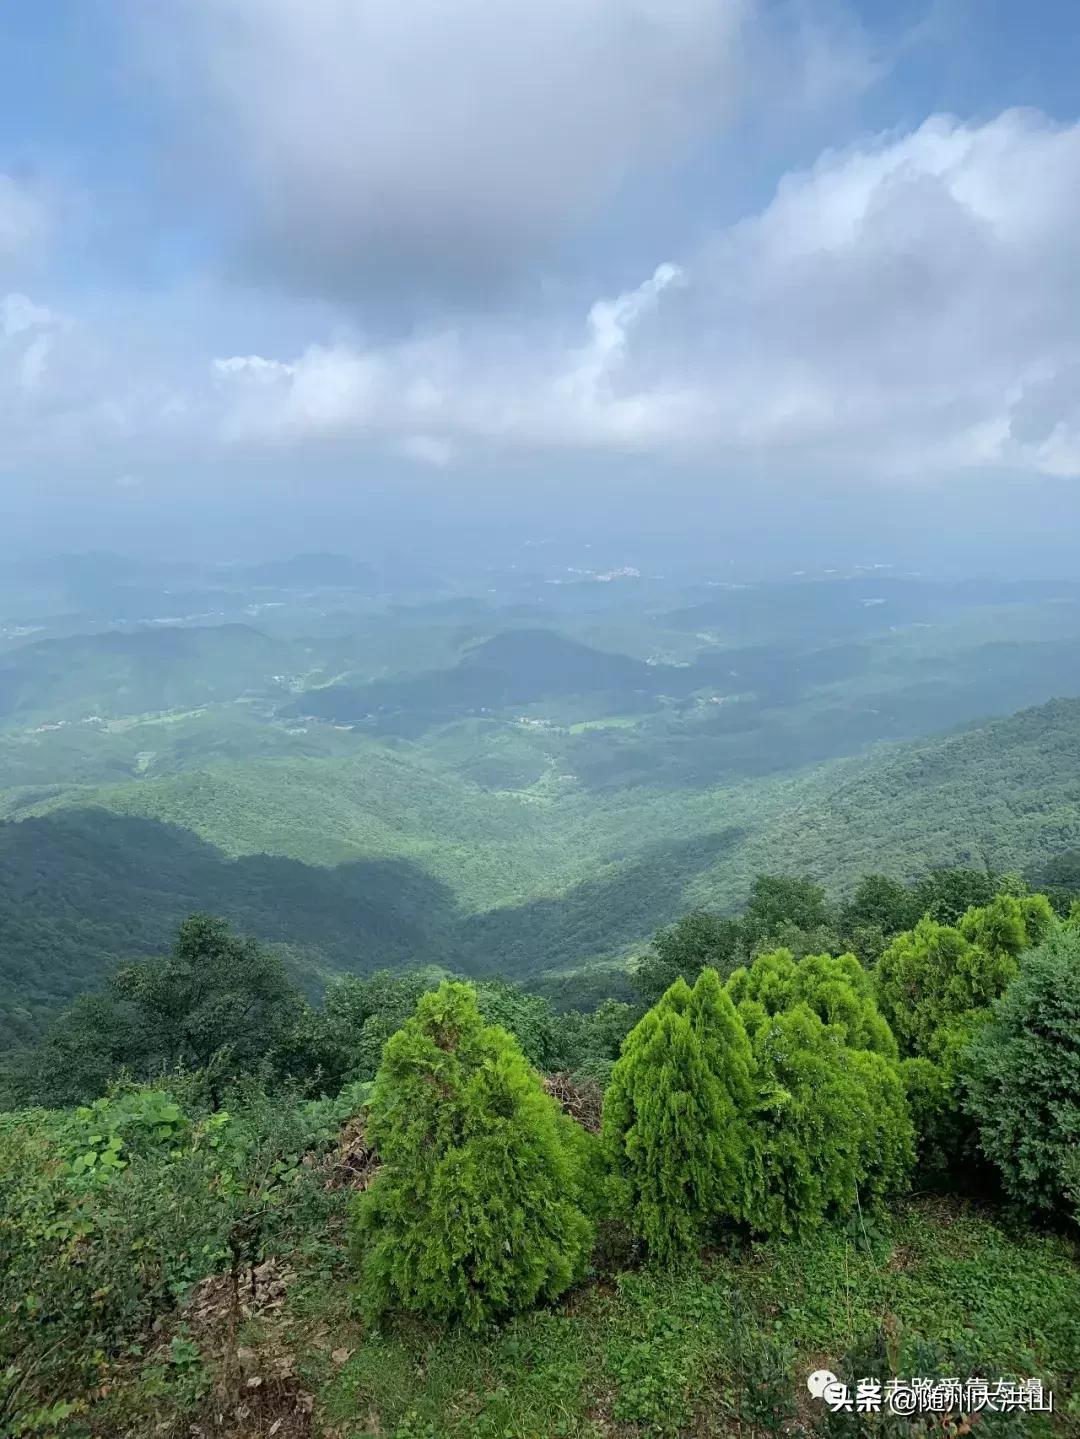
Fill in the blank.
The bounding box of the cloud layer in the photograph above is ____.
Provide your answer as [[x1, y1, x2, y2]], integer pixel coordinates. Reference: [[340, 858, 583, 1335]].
[[199, 108, 1080, 480], [5, 96, 1080, 486]]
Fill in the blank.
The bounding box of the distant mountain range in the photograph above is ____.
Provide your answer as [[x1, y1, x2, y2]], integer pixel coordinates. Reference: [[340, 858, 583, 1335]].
[[4, 692, 1079, 1046]]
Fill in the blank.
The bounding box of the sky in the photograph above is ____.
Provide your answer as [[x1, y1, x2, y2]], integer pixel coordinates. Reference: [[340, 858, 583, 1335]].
[[3, 0, 1080, 570]]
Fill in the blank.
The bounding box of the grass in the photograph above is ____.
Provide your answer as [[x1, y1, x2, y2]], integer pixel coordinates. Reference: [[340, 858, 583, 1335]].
[[295, 1197, 1080, 1437]]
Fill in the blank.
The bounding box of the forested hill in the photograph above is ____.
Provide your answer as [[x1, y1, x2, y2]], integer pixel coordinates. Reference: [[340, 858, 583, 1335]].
[[4, 694, 1080, 1043], [697, 694, 1080, 907], [0, 625, 303, 721]]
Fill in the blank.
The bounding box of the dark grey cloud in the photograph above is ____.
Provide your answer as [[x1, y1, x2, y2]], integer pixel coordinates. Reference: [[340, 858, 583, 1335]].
[[132, 0, 750, 303]]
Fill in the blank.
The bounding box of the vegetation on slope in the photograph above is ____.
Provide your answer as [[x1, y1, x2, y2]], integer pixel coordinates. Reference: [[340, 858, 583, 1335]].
[[6, 694, 1080, 1043], [3, 873, 1080, 1437]]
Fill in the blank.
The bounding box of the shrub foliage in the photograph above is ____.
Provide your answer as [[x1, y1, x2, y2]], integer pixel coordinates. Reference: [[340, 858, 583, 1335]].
[[962, 926, 1080, 1215], [602, 970, 758, 1260], [351, 981, 594, 1328]]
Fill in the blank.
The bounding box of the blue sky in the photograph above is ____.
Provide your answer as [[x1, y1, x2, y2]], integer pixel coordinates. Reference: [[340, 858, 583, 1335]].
[[3, 1, 1080, 565]]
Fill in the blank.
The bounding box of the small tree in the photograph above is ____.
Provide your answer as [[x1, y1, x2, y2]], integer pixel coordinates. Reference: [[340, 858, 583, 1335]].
[[352, 981, 594, 1328], [728, 949, 896, 1059], [111, 914, 304, 1075], [25, 915, 307, 1105], [961, 927, 1080, 1216], [839, 874, 922, 944], [912, 868, 998, 925], [748, 1005, 913, 1237], [602, 970, 757, 1262], [633, 910, 743, 1002], [741, 874, 833, 948]]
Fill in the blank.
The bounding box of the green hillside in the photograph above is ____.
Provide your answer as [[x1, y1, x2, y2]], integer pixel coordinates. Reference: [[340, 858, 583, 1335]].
[[5, 694, 1080, 1039], [0, 625, 309, 722]]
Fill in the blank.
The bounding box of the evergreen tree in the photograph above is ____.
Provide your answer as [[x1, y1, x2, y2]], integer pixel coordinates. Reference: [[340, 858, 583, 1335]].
[[877, 895, 1056, 1062], [961, 927, 1080, 1216], [874, 895, 1056, 1183], [352, 981, 593, 1329], [875, 917, 989, 1059], [602, 970, 757, 1262], [728, 948, 896, 1058], [748, 1005, 913, 1236]]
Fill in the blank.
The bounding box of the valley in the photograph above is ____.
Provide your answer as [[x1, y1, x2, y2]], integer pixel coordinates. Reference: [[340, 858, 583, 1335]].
[[4, 552, 1080, 1044]]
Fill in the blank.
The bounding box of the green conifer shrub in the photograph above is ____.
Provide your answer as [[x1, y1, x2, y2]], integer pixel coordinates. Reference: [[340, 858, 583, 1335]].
[[351, 981, 594, 1329], [875, 895, 1057, 1179], [961, 927, 1080, 1216], [601, 970, 758, 1262], [748, 1005, 913, 1236], [727, 949, 897, 1058], [877, 895, 1055, 1061]]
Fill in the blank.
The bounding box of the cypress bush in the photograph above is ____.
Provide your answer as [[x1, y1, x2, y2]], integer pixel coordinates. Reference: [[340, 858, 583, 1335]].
[[601, 970, 758, 1262], [961, 927, 1080, 1216], [877, 895, 1055, 1061], [351, 981, 594, 1329], [727, 948, 897, 1058], [876, 893, 1057, 1181], [748, 1004, 913, 1237]]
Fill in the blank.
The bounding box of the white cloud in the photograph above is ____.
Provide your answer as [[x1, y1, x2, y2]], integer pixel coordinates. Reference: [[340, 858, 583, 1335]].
[[0, 291, 189, 459], [0, 293, 62, 407], [682, 107, 1080, 473], [9, 108, 1080, 487], [1, 293, 56, 339], [212, 344, 383, 441], [561, 263, 685, 406], [209, 264, 696, 451], [203, 109, 1080, 478]]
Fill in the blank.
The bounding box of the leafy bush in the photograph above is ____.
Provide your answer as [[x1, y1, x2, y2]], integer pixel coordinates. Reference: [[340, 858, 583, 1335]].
[[0, 1081, 337, 1437], [876, 896, 1054, 1061], [962, 927, 1080, 1217], [352, 981, 594, 1329], [727, 948, 896, 1058], [556, 997, 638, 1085], [748, 1005, 913, 1237], [602, 970, 758, 1261]]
